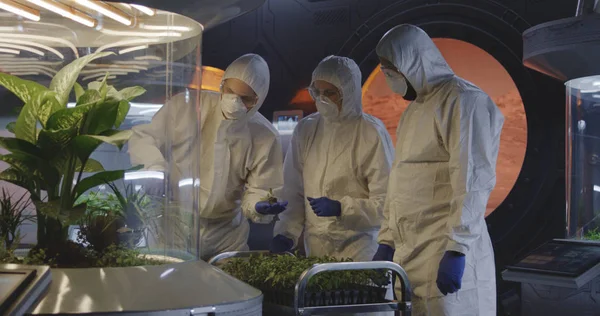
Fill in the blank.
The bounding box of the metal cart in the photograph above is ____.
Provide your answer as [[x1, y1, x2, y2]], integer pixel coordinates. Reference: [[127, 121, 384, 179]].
[[209, 251, 412, 316]]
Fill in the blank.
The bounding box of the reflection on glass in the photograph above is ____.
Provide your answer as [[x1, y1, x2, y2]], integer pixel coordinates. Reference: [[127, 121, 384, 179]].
[[566, 75, 600, 241]]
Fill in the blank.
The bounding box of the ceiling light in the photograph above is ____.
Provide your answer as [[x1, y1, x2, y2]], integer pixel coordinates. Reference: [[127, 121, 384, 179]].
[[82, 71, 128, 81], [0, 33, 74, 58], [139, 24, 191, 32], [96, 38, 160, 53], [8, 71, 38, 76], [0, 43, 44, 56], [0, 0, 40, 21], [74, 0, 132, 26], [25, 0, 97, 28], [0, 47, 19, 54], [593, 81, 600, 86], [130, 4, 155, 16], [118, 45, 148, 55]]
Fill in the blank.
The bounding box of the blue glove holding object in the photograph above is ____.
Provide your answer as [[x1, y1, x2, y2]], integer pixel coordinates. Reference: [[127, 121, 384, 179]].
[[436, 251, 466, 295], [307, 197, 341, 217], [255, 201, 288, 215], [372, 244, 395, 261], [270, 234, 294, 253]]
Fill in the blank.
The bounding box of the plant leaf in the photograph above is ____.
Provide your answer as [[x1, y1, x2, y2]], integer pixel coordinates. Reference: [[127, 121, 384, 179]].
[[74, 168, 133, 198], [34, 200, 86, 226], [115, 100, 130, 128], [83, 101, 119, 135], [37, 127, 78, 151], [0, 72, 48, 104], [72, 135, 102, 164], [46, 102, 93, 130], [76, 89, 102, 107], [0, 137, 42, 157], [0, 168, 37, 198], [119, 86, 146, 101], [49, 51, 113, 106], [14, 90, 62, 142], [84, 129, 133, 150], [74, 82, 85, 101], [6, 122, 16, 134], [76, 158, 104, 172]]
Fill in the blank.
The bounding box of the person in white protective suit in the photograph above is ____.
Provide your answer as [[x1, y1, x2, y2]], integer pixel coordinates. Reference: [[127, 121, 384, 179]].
[[128, 54, 288, 261], [372, 25, 505, 316], [270, 55, 394, 262]]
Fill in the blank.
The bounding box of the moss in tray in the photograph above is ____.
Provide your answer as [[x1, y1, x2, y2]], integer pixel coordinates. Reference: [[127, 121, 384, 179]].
[[220, 254, 391, 307]]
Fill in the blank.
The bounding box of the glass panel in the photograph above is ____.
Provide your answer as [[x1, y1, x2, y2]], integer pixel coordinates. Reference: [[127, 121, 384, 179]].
[[566, 75, 600, 241], [0, 2, 202, 265]]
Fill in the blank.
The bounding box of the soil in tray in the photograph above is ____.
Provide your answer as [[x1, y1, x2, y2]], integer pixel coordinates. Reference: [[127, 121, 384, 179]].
[[260, 286, 388, 308]]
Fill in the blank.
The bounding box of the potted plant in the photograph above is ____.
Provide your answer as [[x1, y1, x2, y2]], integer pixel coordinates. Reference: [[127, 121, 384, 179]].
[[220, 254, 390, 308], [0, 52, 165, 267]]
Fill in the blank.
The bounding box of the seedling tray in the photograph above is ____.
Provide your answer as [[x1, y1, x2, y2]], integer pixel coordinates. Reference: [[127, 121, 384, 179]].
[[209, 251, 413, 316]]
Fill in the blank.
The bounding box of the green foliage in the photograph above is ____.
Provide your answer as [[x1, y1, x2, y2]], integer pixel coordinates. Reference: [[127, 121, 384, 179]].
[[0, 188, 34, 249], [221, 254, 390, 292], [584, 228, 600, 241], [0, 52, 146, 250]]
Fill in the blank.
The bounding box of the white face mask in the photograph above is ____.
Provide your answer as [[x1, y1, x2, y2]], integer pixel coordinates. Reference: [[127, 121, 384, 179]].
[[220, 93, 247, 120], [383, 69, 408, 96], [315, 96, 340, 119]]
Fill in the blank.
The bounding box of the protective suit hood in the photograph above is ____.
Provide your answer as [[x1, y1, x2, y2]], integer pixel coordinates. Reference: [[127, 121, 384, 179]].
[[311, 56, 362, 121], [376, 25, 454, 101], [222, 53, 270, 120]]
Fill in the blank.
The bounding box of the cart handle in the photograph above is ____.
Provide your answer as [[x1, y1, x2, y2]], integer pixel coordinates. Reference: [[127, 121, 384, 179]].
[[294, 261, 412, 315], [207, 250, 295, 265]]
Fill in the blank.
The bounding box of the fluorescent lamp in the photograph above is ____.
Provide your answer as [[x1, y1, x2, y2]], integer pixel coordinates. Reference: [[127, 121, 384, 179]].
[[130, 4, 155, 16], [8, 71, 38, 76], [0, 33, 74, 58], [25, 0, 97, 28], [0, 0, 40, 21], [119, 45, 148, 55], [75, 0, 131, 26], [0, 47, 19, 54], [124, 171, 164, 181], [0, 43, 43, 56]]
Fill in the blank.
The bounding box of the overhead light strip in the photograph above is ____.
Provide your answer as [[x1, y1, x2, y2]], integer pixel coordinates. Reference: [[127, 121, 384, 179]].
[[119, 45, 148, 55], [0, 0, 40, 21], [0, 47, 19, 54], [0, 34, 73, 58], [74, 0, 132, 26], [0, 42, 44, 56], [25, 0, 97, 28]]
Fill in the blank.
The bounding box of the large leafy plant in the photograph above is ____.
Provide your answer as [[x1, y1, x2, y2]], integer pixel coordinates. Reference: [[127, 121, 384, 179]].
[[0, 52, 145, 250]]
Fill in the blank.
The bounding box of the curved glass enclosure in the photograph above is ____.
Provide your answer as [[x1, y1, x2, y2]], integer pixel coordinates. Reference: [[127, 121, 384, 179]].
[[0, 2, 203, 265], [566, 75, 600, 241]]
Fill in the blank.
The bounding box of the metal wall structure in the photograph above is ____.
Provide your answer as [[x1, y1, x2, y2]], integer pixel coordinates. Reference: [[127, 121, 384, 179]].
[[193, 0, 577, 312]]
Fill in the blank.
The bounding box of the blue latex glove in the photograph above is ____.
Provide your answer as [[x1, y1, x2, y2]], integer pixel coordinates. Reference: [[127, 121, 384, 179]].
[[436, 251, 466, 295], [372, 244, 395, 261], [307, 197, 341, 217], [255, 201, 288, 215], [270, 234, 294, 253]]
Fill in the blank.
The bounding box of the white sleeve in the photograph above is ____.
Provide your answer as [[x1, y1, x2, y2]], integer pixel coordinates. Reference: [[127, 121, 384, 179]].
[[128, 102, 169, 171], [338, 124, 394, 234], [273, 128, 306, 247], [241, 130, 285, 224], [441, 92, 504, 255]]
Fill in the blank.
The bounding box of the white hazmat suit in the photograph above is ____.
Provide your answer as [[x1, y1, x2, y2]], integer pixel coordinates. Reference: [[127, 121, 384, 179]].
[[274, 56, 394, 261], [376, 25, 504, 316], [129, 54, 284, 261]]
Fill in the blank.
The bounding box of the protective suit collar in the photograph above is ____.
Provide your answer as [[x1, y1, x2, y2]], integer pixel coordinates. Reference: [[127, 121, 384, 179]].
[[221, 53, 270, 122], [311, 56, 362, 122], [376, 25, 454, 102]]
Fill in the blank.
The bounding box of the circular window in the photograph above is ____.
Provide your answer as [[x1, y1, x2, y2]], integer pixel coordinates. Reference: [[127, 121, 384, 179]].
[[362, 38, 527, 216]]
